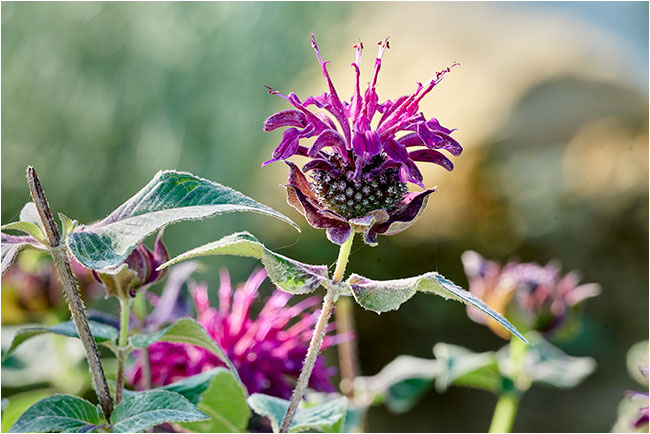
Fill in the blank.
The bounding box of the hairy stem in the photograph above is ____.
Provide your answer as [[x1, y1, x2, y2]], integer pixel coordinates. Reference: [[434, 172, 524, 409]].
[[280, 234, 354, 432], [116, 297, 131, 404], [26, 166, 113, 419], [280, 291, 337, 432], [488, 336, 528, 433]]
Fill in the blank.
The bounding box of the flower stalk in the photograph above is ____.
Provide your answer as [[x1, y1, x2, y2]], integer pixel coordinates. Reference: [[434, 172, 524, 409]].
[[280, 234, 354, 432], [26, 166, 114, 419], [280, 289, 337, 433], [488, 336, 528, 433], [115, 296, 132, 404]]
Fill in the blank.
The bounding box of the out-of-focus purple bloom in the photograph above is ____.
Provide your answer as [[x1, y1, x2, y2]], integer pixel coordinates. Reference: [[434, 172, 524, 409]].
[[1, 250, 103, 323], [92, 230, 169, 298], [128, 268, 340, 399], [263, 35, 461, 246], [461, 251, 600, 338]]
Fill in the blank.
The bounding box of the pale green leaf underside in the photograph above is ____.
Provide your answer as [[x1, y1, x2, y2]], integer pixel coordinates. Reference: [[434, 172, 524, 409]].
[[507, 332, 596, 388], [346, 271, 527, 343], [9, 394, 101, 433], [181, 370, 250, 433], [160, 232, 329, 294], [248, 393, 347, 433], [433, 342, 500, 393], [1, 221, 47, 244], [356, 355, 439, 414], [3, 320, 119, 361], [130, 318, 241, 385], [110, 390, 208, 433], [67, 170, 299, 271]]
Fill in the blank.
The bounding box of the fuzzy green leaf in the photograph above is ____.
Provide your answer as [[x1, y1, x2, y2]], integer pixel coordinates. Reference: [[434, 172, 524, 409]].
[[346, 271, 527, 343], [130, 318, 240, 384], [160, 231, 329, 294], [502, 332, 596, 388], [356, 355, 439, 414], [110, 390, 208, 433], [1, 221, 47, 244], [181, 370, 250, 433], [3, 320, 119, 361], [433, 343, 500, 393], [9, 394, 101, 433], [67, 170, 298, 272], [248, 393, 347, 433]]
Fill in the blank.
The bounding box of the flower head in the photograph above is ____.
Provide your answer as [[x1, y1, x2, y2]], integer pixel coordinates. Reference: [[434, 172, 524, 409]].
[[461, 251, 600, 338], [263, 35, 461, 245], [128, 268, 339, 399]]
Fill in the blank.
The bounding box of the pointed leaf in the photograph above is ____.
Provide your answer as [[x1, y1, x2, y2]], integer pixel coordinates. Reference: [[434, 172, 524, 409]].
[[248, 393, 347, 433], [160, 232, 329, 294], [346, 271, 527, 343], [9, 394, 101, 433], [110, 390, 208, 433], [1, 233, 46, 275], [67, 170, 299, 272], [3, 320, 119, 361], [123, 368, 226, 405], [356, 355, 439, 414], [1, 221, 47, 244], [58, 213, 78, 241], [500, 332, 596, 388], [130, 318, 241, 385], [181, 370, 250, 433]]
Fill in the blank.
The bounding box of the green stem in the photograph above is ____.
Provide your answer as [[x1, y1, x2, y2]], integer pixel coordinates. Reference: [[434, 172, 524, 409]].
[[116, 297, 131, 404], [280, 289, 336, 433], [488, 336, 528, 433], [119, 297, 131, 348], [279, 234, 354, 432], [332, 234, 354, 284], [488, 392, 520, 433]]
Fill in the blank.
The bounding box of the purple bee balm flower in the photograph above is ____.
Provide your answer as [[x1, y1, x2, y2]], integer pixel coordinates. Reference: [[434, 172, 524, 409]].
[[461, 251, 600, 338], [263, 34, 461, 246], [128, 268, 340, 399]]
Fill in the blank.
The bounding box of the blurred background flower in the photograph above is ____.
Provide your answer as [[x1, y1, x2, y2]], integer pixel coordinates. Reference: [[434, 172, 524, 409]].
[[128, 267, 339, 399], [461, 250, 600, 339], [2, 2, 647, 431]]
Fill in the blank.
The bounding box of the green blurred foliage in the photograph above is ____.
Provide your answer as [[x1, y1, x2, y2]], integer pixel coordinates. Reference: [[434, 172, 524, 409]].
[[2, 2, 648, 433]]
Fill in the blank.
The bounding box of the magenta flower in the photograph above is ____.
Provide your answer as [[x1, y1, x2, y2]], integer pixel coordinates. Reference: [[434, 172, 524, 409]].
[[263, 35, 461, 245], [461, 251, 600, 338], [128, 268, 339, 399]]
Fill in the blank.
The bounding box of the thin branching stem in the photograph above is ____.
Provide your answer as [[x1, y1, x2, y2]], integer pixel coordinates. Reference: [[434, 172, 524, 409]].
[[488, 336, 528, 433], [26, 166, 114, 419]]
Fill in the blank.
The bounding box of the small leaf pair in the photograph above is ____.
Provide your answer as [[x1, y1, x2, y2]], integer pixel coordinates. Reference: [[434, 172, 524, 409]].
[[160, 232, 527, 343]]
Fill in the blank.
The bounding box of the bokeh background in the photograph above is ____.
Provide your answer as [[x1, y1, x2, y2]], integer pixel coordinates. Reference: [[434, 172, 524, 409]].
[[2, 2, 648, 432]]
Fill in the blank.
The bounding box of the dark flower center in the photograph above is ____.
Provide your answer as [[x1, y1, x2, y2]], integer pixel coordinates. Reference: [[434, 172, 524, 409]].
[[310, 154, 408, 219]]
